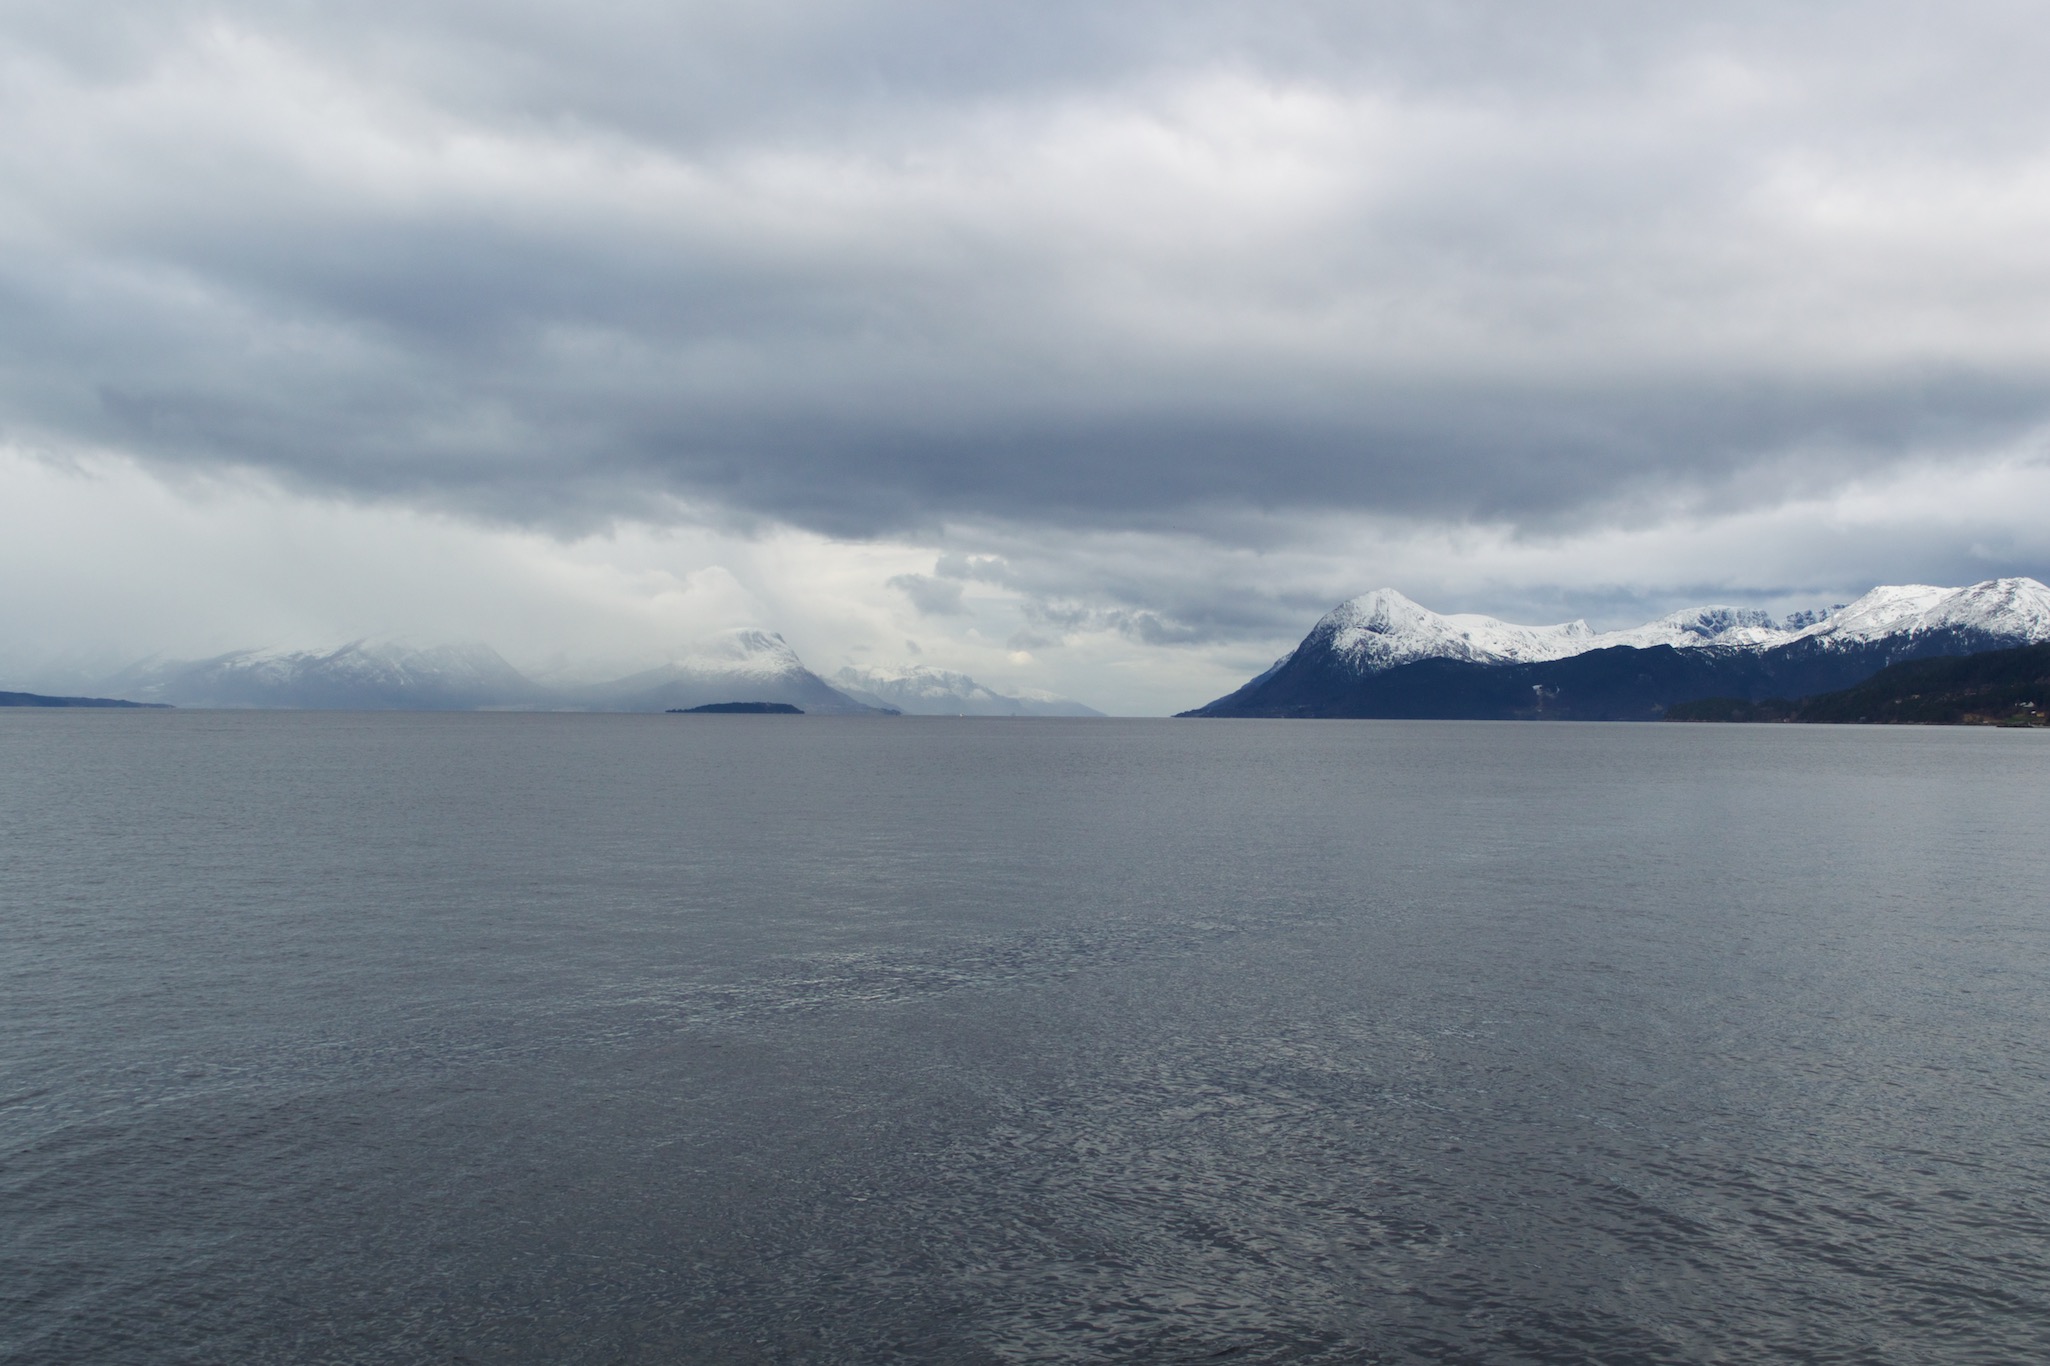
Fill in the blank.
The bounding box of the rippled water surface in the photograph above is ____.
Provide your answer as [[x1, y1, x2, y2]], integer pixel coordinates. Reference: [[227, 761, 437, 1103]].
[[3, 713, 2047, 1363]]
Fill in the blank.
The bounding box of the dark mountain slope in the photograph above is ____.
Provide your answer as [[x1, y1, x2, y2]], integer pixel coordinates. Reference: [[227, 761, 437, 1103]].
[[1667, 642, 2050, 725], [1181, 630, 2032, 721]]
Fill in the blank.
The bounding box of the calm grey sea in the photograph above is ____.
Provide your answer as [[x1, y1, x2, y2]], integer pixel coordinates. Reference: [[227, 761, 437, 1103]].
[[2, 713, 2047, 1364]]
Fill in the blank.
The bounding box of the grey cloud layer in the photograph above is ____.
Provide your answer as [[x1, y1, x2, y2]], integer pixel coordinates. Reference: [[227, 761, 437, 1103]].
[[5, 1, 2050, 541]]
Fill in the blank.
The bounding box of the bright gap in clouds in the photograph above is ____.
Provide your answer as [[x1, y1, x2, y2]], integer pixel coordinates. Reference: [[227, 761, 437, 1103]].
[[5, 443, 2049, 715]]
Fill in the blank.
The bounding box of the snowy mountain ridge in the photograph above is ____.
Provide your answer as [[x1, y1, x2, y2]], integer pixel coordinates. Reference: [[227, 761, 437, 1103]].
[[1308, 578, 2050, 676], [1806, 578, 2050, 646]]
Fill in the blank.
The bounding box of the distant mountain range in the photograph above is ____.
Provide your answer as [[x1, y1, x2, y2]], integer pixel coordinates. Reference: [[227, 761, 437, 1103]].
[[831, 665, 1105, 717], [100, 641, 546, 711], [67, 629, 1100, 715], [580, 629, 886, 715], [1183, 578, 2050, 720]]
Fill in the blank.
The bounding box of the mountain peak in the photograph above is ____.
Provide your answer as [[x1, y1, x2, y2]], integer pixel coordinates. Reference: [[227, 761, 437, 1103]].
[[1331, 587, 1427, 621], [1314, 589, 1596, 673], [1799, 577, 2050, 647]]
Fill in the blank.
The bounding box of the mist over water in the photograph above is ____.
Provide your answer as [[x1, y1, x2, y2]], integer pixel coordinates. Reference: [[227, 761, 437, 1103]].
[[3, 714, 2047, 1363]]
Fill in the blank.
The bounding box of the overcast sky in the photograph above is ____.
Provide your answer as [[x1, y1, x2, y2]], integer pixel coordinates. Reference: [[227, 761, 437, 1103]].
[[5, 1, 2050, 712]]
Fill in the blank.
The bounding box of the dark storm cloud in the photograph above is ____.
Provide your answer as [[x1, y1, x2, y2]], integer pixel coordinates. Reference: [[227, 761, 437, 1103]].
[[5, 0, 2050, 541]]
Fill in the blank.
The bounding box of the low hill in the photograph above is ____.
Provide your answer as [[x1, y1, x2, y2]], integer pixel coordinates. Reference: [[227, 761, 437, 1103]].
[[1665, 642, 2050, 725]]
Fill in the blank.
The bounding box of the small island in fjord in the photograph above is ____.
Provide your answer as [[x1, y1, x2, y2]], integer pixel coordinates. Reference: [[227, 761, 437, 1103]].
[[666, 701, 804, 714]]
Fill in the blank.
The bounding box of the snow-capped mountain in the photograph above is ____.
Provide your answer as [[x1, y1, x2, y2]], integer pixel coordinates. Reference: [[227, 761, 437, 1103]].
[[104, 640, 541, 710], [1296, 589, 1599, 673], [1188, 577, 2050, 720], [1283, 579, 2050, 679], [1794, 578, 2050, 649], [585, 628, 888, 714], [831, 665, 1103, 717]]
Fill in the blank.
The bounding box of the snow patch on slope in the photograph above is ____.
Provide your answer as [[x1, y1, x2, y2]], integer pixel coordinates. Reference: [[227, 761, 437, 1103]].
[[672, 628, 809, 680], [1599, 606, 1792, 651], [1800, 578, 2050, 647]]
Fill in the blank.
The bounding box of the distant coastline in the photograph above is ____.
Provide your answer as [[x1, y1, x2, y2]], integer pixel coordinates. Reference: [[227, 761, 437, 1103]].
[[0, 690, 169, 709]]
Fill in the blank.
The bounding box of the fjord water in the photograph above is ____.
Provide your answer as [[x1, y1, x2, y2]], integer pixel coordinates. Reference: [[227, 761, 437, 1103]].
[[3, 715, 2046, 1364]]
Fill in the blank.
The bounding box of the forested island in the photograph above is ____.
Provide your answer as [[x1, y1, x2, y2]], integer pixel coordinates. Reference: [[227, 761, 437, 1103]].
[[666, 701, 805, 714]]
